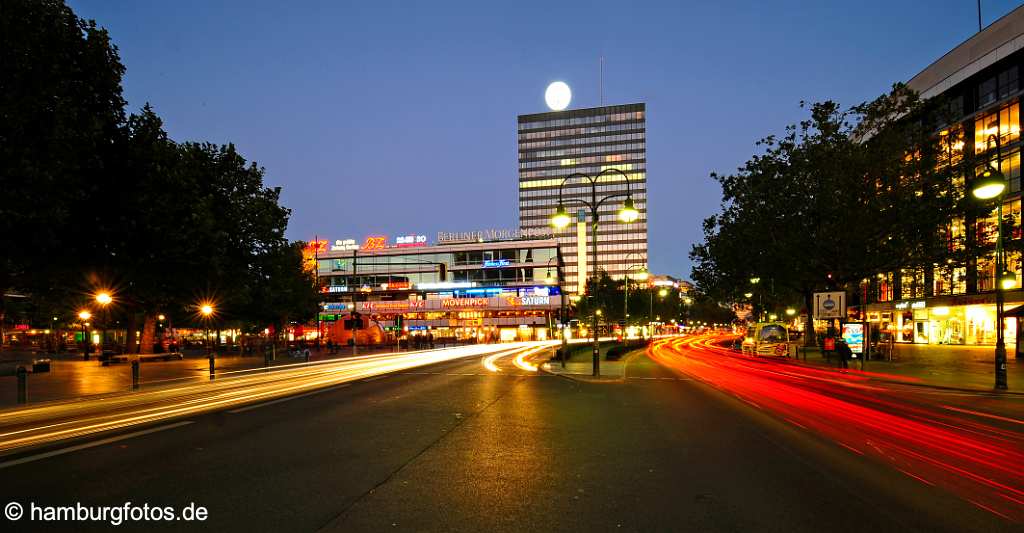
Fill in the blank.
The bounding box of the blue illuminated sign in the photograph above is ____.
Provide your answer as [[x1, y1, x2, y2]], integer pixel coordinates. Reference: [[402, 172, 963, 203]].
[[483, 259, 511, 268]]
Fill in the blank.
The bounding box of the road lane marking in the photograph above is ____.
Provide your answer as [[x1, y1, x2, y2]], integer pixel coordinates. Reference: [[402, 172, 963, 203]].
[[227, 384, 352, 414], [0, 421, 194, 469]]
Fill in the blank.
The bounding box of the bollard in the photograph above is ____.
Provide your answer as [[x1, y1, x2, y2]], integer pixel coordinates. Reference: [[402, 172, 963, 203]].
[[208, 354, 215, 381], [16, 366, 28, 404], [131, 359, 140, 390]]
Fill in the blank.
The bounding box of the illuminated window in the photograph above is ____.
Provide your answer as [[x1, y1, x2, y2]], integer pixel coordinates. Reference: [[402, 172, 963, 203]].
[[877, 273, 893, 302], [978, 253, 998, 292], [975, 102, 1020, 154], [899, 268, 924, 299]]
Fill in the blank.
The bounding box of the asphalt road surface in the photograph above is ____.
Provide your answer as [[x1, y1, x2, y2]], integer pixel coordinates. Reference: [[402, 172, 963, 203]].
[[0, 338, 1018, 532]]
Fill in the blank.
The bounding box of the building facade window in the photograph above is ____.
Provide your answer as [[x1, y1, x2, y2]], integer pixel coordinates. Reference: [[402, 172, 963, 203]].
[[974, 102, 1020, 154]]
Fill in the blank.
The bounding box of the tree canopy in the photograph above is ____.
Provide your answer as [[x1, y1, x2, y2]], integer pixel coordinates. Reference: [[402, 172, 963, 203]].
[[0, 0, 317, 346], [691, 85, 963, 339]]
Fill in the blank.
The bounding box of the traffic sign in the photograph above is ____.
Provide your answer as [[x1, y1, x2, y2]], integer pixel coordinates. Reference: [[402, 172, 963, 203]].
[[813, 291, 845, 320]]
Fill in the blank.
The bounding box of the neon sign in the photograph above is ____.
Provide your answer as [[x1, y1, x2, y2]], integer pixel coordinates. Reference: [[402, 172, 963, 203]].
[[362, 236, 387, 250], [441, 298, 489, 308], [395, 234, 427, 247], [483, 259, 511, 268], [331, 239, 359, 251]]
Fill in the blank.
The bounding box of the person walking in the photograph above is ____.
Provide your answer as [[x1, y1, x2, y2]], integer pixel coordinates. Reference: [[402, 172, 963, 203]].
[[835, 337, 852, 370]]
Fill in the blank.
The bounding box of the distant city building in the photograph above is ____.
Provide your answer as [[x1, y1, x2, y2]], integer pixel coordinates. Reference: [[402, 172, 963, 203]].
[[315, 236, 563, 343], [864, 5, 1024, 346], [517, 103, 648, 295]]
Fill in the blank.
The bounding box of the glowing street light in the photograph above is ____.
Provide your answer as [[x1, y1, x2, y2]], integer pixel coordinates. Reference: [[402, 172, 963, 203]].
[[77, 310, 92, 360], [750, 277, 761, 284], [95, 291, 112, 306], [743, 292, 753, 299], [549, 168, 639, 377], [972, 130, 1012, 390], [785, 308, 796, 316], [658, 288, 668, 297], [201, 304, 214, 317]]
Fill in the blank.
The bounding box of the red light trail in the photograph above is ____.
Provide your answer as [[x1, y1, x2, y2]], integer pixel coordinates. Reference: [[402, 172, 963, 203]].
[[649, 334, 1024, 523]]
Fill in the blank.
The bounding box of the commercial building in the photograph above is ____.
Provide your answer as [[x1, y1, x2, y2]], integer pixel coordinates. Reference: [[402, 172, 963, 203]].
[[518, 103, 648, 294], [863, 6, 1024, 346], [314, 234, 564, 343]]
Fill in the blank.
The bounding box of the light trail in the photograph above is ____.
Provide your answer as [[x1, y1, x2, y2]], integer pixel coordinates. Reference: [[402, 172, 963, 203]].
[[0, 342, 546, 454], [649, 334, 1024, 523]]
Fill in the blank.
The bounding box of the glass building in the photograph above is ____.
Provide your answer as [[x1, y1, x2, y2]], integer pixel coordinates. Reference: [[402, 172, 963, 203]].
[[314, 238, 564, 343], [862, 6, 1024, 346], [518, 103, 647, 295]]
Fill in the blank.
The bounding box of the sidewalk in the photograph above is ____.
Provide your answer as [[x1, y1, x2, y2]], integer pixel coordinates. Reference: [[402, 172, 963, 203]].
[[795, 343, 1024, 392]]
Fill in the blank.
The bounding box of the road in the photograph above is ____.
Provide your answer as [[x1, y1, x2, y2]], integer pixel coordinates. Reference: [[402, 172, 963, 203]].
[[0, 336, 1019, 531]]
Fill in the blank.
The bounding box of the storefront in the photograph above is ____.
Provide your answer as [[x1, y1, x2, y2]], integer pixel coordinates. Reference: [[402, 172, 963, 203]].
[[866, 293, 1023, 346]]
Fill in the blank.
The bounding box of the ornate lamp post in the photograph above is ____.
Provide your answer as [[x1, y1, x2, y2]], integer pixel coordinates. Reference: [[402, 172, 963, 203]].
[[551, 168, 639, 377], [971, 129, 1014, 390]]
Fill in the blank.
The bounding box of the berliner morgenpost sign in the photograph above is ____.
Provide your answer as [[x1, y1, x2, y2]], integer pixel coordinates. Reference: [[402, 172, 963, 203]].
[[813, 291, 846, 320]]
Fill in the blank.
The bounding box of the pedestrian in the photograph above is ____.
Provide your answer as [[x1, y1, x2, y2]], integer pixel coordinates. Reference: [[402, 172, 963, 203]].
[[326, 339, 334, 354], [835, 337, 852, 370]]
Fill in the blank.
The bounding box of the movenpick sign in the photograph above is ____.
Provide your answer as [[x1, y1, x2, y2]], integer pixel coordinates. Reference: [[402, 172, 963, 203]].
[[813, 291, 846, 320]]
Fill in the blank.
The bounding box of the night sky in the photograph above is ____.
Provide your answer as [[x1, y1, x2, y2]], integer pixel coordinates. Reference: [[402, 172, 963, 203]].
[[68, 0, 1023, 279]]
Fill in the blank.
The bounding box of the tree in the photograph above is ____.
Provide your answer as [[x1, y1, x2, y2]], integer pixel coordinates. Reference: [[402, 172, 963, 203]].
[[1, 1, 317, 350], [0, 0, 127, 334]]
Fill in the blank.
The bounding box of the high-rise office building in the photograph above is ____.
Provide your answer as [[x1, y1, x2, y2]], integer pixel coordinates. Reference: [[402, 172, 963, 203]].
[[517, 103, 647, 294]]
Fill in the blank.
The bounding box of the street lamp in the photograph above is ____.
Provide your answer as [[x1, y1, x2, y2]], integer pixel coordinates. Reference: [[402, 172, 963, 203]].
[[78, 310, 92, 360], [94, 290, 112, 353], [971, 129, 1010, 389], [550, 168, 638, 377], [200, 303, 215, 356], [623, 254, 647, 340], [546, 255, 569, 366]]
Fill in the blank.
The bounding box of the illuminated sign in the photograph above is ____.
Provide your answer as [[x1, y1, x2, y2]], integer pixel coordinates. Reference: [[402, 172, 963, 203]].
[[381, 281, 411, 290], [14, 324, 30, 331], [520, 296, 550, 306], [331, 239, 359, 251], [842, 323, 865, 355], [441, 298, 489, 308], [911, 300, 926, 309], [363, 300, 426, 313], [417, 282, 476, 290], [483, 259, 511, 268], [505, 296, 551, 306], [362, 236, 388, 250], [395, 234, 428, 247], [436, 227, 553, 244]]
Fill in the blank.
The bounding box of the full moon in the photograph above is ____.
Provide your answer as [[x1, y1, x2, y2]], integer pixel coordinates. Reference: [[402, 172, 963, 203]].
[[544, 81, 571, 111]]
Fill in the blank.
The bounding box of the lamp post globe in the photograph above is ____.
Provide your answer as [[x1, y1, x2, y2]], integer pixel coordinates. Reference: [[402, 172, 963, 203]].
[[972, 167, 1007, 199], [551, 204, 572, 229], [618, 198, 639, 223]]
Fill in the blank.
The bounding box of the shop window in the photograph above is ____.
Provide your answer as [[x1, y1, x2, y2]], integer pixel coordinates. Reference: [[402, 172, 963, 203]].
[[999, 150, 1022, 194], [952, 267, 967, 295], [1005, 198, 1022, 239], [947, 217, 966, 251], [877, 273, 893, 302], [1009, 250, 1023, 289], [978, 253, 996, 292], [976, 206, 998, 246], [938, 126, 964, 167], [899, 268, 924, 299], [974, 102, 1020, 154], [932, 267, 952, 296]]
